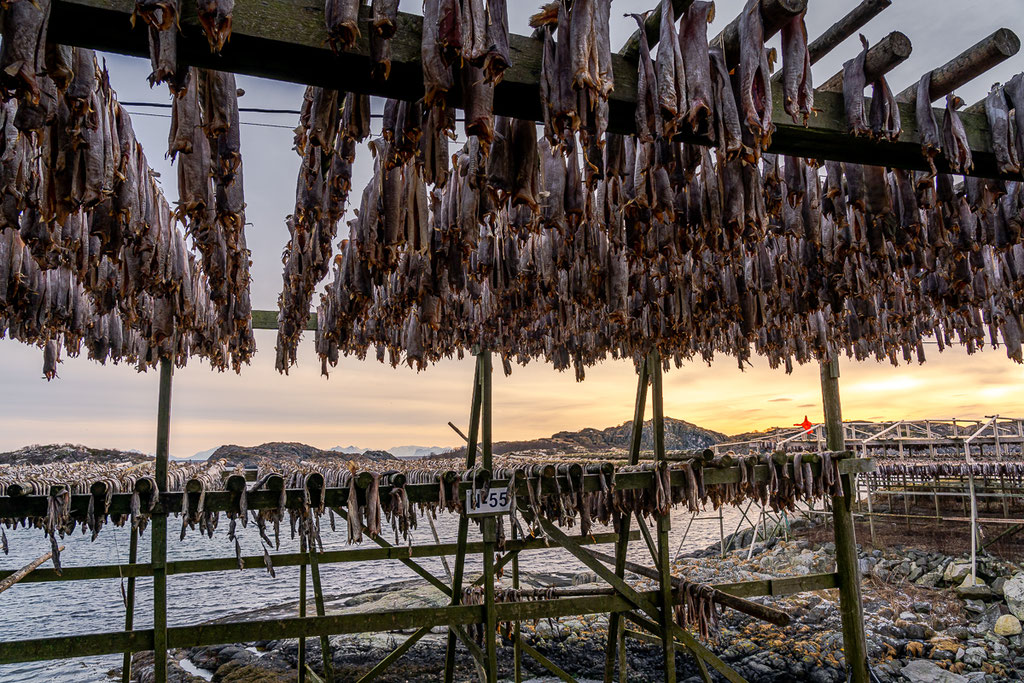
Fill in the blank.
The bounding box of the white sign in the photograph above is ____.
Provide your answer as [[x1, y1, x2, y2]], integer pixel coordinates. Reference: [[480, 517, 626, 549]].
[[465, 489, 512, 516]]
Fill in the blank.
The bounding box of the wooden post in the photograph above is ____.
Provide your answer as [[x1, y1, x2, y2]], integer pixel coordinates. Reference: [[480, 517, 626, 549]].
[[512, 524, 522, 683], [966, 441, 978, 582], [819, 359, 869, 683], [650, 351, 676, 683], [307, 529, 335, 682], [121, 526, 138, 683], [480, 351, 499, 683], [299, 535, 308, 683], [153, 357, 172, 683], [443, 354, 484, 683], [603, 359, 648, 683]]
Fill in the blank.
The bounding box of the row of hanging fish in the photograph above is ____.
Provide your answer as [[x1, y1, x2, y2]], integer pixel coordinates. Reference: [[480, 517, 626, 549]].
[[0, 450, 849, 562], [285, 0, 1024, 378], [870, 460, 1024, 482], [0, 1, 255, 377]]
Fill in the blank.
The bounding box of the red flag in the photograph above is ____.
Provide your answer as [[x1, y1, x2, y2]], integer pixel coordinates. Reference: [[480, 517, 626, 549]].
[[794, 416, 814, 433]]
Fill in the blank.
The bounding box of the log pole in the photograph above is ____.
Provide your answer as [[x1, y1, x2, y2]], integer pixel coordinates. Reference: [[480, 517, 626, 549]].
[[807, 0, 891, 64], [0, 546, 64, 594], [896, 28, 1020, 103], [820, 359, 869, 683], [817, 30, 912, 92], [603, 359, 648, 683], [443, 353, 484, 683], [120, 526, 138, 683], [650, 351, 676, 683], [152, 357, 172, 683], [712, 0, 808, 68]]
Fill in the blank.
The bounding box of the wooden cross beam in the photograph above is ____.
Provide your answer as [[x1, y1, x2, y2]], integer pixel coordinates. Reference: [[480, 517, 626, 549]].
[[47, 0, 1020, 179]]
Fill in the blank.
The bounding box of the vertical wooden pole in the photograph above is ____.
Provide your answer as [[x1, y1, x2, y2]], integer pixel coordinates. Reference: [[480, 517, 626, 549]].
[[153, 357, 172, 683], [512, 524, 522, 683], [444, 354, 484, 683], [650, 351, 676, 683], [604, 359, 649, 683], [307, 530, 335, 682], [820, 358, 869, 683], [121, 525, 139, 683], [480, 351, 498, 683], [298, 535, 307, 683]]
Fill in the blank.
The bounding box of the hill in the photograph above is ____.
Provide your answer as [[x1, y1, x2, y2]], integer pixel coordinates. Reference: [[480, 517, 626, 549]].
[[209, 442, 397, 467], [0, 444, 152, 466], [442, 417, 726, 458]]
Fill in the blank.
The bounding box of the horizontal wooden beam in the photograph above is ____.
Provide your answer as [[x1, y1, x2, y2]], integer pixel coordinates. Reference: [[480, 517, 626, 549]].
[[45, 0, 1016, 178], [251, 309, 315, 331], [0, 457, 872, 520], [807, 0, 891, 65], [895, 28, 1021, 104], [0, 592, 641, 664]]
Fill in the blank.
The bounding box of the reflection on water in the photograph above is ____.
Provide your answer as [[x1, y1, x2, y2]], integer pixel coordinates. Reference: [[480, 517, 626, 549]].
[[0, 505, 755, 682]]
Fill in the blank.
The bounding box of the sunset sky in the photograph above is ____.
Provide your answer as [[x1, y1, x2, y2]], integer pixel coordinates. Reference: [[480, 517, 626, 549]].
[[2, 1, 1024, 458]]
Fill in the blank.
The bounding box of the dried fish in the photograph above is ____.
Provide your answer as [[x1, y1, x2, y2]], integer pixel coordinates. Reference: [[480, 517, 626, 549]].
[[326, 0, 361, 52], [196, 0, 234, 53], [780, 11, 813, 125], [941, 94, 972, 174]]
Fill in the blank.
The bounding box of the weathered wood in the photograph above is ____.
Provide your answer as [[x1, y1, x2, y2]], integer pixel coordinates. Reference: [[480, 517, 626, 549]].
[[896, 28, 1020, 103], [585, 548, 792, 626], [0, 593, 645, 664], [0, 546, 63, 594], [649, 352, 676, 683], [618, 0, 695, 58], [333, 505, 452, 597], [356, 625, 431, 683], [621, 611, 746, 683], [0, 458, 870, 522], [480, 351, 499, 683], [518, 636, 578, 683], [817, 31, 912, 92], [711, 0, 807, 68], [604, 358, 649, 683], [807, 0, 891, 64], [444, 354, 484, 683], [298, 535, 308, 683], [307, 534, 335, 683], [152, 357, 172, 683], [529, 513, 746, 683], [44, 0, 1012, 178], [251, 309, 315, 331], [0, 533, 632, 584], [820, 359, 869, 683], [120, 527, 138, 683]]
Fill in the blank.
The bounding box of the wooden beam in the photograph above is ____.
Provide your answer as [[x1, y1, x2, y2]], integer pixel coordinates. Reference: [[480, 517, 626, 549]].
[[357, 625, 431, 683], [807, 0, 891, 65], [603, 360, 648, 683], [711, 0, 807, 69], [44, 0, 1012, 178], [817, 30, 912, 92], [618, 0, 695, 59], [517, 637, 578, 683], [895, 28, 1021, 103]]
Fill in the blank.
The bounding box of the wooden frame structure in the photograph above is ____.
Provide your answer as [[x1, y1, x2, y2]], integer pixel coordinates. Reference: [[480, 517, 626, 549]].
[[6, 0, 1024, 680], [0, 345, 875, 683]]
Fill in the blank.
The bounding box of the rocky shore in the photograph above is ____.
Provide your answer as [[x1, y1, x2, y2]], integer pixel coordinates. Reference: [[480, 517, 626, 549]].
[[123, 520, 1024, 682]]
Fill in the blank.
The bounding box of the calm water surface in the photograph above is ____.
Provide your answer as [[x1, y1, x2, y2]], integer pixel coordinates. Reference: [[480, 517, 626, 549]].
[[0, 505, 759, 682]]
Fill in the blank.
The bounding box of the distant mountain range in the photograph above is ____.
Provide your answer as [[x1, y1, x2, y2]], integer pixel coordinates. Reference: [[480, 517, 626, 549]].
[[0, 419, 731, 467], [330, 445, 449, 458]]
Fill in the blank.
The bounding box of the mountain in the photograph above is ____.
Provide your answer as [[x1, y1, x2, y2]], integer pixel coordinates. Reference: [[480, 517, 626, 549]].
[[387, 445, 448, 458], [187, 446, 220, 461], [209, 442, 397, 467], [331, 445, 365, 454], [442, 417, 726, 459], [0, 444, 153, 466]]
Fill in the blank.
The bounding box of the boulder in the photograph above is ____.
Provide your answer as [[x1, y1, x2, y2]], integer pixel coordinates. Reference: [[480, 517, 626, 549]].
[[944, 562, 972, 585], [1003, 574, 1024, 620], [916, 570, 943, 588], [994, 615, 1022, 637], [956, 575, 993, 600], [901, 659, 967, 682]]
